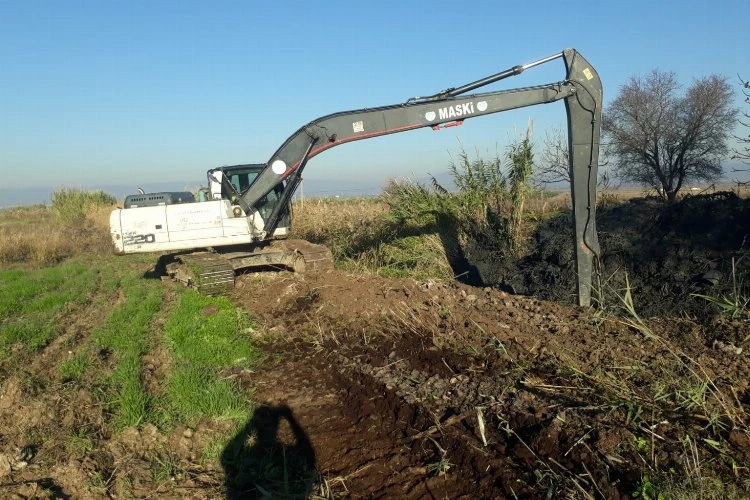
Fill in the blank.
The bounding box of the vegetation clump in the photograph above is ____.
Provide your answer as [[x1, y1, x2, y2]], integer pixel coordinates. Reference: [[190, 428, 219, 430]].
[[51, 188, 117, 222], [291, 128, 550, 284], [383, 128, 538, 272], [291, 196, 455, 280], [0, 189, 116, 267]]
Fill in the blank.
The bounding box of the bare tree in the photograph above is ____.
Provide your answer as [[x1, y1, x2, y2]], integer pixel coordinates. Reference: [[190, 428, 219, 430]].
[[537, 126, 612, 189], [603, 70, 737, 202], [538, 127, 570, 184], [733, 76, 750, 165]]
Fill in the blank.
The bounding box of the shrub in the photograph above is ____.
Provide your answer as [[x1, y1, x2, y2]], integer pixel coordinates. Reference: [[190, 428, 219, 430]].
[[0, 226, 73, 266], [290, 130, 542, 281], [0, 195, 114, 268], [383, 144, 518, 258], [51, 188, 117, 222]]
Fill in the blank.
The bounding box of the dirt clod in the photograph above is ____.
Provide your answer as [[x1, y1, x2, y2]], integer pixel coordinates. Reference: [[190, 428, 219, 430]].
[[0, 455, 11, 478]]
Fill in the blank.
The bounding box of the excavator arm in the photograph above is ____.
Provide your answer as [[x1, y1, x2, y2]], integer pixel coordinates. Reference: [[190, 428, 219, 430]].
[[238, 48, 602, 306]]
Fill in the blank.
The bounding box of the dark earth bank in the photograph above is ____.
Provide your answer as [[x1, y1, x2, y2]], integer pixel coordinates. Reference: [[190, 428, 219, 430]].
[[466, 192, 750, 325]]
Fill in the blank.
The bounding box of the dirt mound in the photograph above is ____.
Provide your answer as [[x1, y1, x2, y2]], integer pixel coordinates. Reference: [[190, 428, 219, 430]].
[[468, 192, 750, 322], [232, 268, 750, 498]]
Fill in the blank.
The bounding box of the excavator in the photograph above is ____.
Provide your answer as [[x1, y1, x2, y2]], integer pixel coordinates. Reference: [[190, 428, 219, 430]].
[[110, 48, 602, 306]]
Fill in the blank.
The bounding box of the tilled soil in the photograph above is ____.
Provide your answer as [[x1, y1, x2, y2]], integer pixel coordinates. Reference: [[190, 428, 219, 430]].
[[229, 268, 750, 499]]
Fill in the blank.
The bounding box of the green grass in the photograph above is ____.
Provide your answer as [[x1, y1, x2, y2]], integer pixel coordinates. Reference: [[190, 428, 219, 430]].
[[166, 367, 250, 423], [94, 273, 164, 429], [3, 256, 261, 432], [0, 205, 266, 497], [164, 291, 258, 369], [0, 262, 95, 317], [163, 291, 259, 425], [59, 352, 93, 381], [356, 234, 454, 280], [0, 262, 98, 358], [51, 188, 117, 222]]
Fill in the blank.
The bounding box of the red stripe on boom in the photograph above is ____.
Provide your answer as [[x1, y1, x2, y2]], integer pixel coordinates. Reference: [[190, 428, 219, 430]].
[[280, 122, 425, 178]]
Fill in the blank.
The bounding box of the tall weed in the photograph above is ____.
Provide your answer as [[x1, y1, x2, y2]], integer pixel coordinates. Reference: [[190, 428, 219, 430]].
[[291, 130, 541, 281], [51, 188, 116, 223], [0, 191, 115, 267], [506, 126, 534, 253], [446, 147, 505, 208], [386, 131, 537, 260]]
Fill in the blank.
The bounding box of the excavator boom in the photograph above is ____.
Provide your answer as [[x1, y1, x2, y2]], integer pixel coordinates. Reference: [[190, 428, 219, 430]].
[[241, 49, 603, 305]]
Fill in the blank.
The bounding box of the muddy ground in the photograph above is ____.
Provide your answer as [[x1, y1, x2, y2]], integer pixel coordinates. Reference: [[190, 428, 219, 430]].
[[226, 266, 749, 499]]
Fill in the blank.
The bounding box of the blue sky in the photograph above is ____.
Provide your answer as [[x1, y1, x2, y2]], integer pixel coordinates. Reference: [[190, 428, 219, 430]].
[[1, 0, 748, 195]]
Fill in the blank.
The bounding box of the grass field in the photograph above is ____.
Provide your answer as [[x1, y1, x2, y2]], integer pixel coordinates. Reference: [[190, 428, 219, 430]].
[[0, 194, 265, 497]]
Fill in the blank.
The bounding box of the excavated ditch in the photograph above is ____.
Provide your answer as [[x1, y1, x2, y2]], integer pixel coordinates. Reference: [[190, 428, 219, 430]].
[[466, 192, 750, 323]]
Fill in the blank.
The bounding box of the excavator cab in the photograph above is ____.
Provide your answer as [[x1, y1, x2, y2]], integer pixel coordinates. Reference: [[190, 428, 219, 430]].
[[217, 164, 290, 226]]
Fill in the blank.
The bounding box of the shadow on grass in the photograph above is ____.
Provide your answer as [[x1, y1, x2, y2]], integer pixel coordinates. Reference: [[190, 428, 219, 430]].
[[221, 404, 317, 499]]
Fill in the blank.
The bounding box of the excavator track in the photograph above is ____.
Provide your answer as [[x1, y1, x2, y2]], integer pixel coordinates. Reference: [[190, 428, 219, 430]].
[[166, 252, 236, 294], [164, 239, 333, 293], [275, 239, 334, 273]]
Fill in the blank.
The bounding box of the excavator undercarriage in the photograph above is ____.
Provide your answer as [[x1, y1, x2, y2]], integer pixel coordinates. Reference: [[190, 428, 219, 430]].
[[164, 240, 333, 293]]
